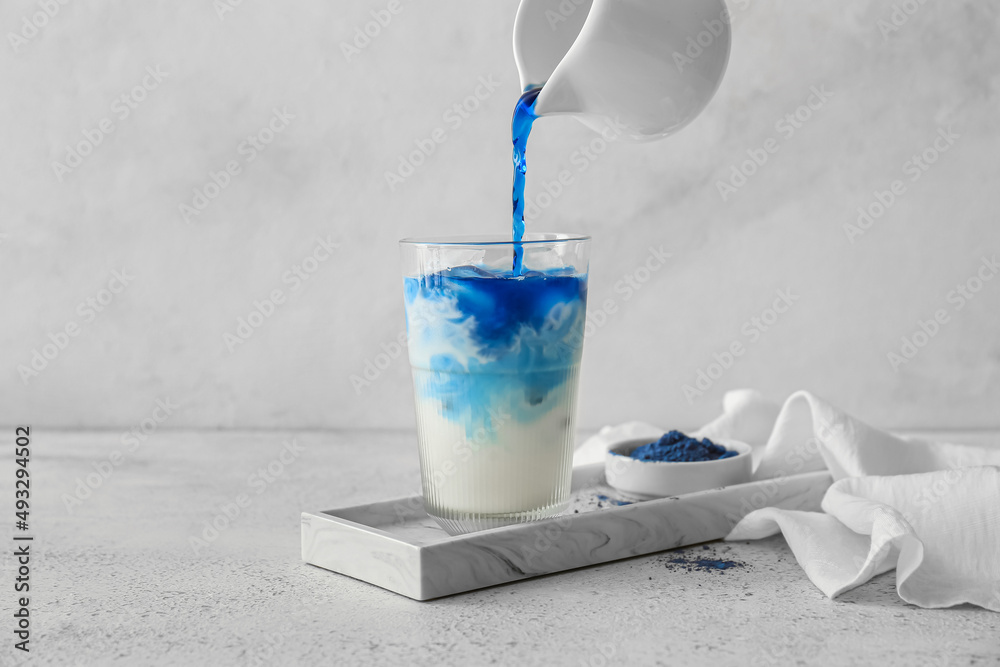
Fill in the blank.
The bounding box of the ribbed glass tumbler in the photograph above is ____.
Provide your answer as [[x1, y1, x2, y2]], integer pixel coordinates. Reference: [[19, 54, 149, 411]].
[[399, 233, 590, 534]]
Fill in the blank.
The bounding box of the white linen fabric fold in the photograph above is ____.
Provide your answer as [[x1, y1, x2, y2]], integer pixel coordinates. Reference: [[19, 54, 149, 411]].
[[574, 389, 1000, 611]]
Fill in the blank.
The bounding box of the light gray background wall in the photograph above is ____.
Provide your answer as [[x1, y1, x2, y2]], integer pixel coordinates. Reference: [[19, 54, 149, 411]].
[[2, 0, 998, 431]]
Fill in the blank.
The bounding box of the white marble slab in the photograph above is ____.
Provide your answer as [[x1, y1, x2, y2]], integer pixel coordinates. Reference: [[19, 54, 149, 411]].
[[302, 464, 832, 600]]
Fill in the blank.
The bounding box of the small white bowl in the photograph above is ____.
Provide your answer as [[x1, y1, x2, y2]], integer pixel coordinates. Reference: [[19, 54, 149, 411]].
[[604, 437, 753, 499]]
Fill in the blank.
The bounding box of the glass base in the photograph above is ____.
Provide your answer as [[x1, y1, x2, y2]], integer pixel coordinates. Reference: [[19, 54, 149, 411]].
[[428, 499, 569, 536]]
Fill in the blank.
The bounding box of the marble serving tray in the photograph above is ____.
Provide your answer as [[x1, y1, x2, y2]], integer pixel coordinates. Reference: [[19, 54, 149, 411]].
[[301, 464, 832, 601]]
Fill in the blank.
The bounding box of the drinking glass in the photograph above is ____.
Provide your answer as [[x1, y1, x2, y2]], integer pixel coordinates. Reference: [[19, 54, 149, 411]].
[[399, 233, 590, 534]]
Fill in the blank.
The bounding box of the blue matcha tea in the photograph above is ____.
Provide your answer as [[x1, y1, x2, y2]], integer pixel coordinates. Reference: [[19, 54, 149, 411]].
[[510, 88, 540, 274], [403, 265, 587, 522], [401, 87, 586, 532]]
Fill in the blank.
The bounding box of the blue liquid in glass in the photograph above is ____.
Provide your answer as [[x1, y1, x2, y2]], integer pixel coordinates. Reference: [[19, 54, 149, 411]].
[[511, 88, 541, 274], [404, 265, 587, 437]]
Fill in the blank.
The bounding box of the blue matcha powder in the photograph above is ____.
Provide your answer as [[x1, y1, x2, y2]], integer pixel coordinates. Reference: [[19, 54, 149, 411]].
[[627, 430, 737, 462]]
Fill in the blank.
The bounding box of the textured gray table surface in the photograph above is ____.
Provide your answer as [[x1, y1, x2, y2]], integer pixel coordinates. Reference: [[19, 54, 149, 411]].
[[4, 429, 998, 667]]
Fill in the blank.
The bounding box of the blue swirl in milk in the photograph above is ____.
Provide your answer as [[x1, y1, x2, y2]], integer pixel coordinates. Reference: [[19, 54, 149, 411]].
[[404, 265, 587, 436]]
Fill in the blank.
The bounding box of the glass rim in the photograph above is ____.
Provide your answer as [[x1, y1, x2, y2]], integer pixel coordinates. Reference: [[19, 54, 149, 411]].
[[399, 232, 590, 247]]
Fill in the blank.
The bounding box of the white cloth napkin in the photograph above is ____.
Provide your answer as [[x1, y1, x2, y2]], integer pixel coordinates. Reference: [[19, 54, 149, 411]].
[[574, 389, 1000, 611]]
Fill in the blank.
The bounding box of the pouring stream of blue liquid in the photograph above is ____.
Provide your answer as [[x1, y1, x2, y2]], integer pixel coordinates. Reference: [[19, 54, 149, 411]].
[[511, 88, 541, 275]]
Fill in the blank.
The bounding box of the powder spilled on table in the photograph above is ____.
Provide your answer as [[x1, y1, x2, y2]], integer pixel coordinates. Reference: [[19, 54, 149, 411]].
[[661, 545, 748, 573]]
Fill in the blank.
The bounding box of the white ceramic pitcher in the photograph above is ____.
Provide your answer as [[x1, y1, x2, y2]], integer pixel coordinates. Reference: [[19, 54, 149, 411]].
[[514, 0, 732, 141]]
